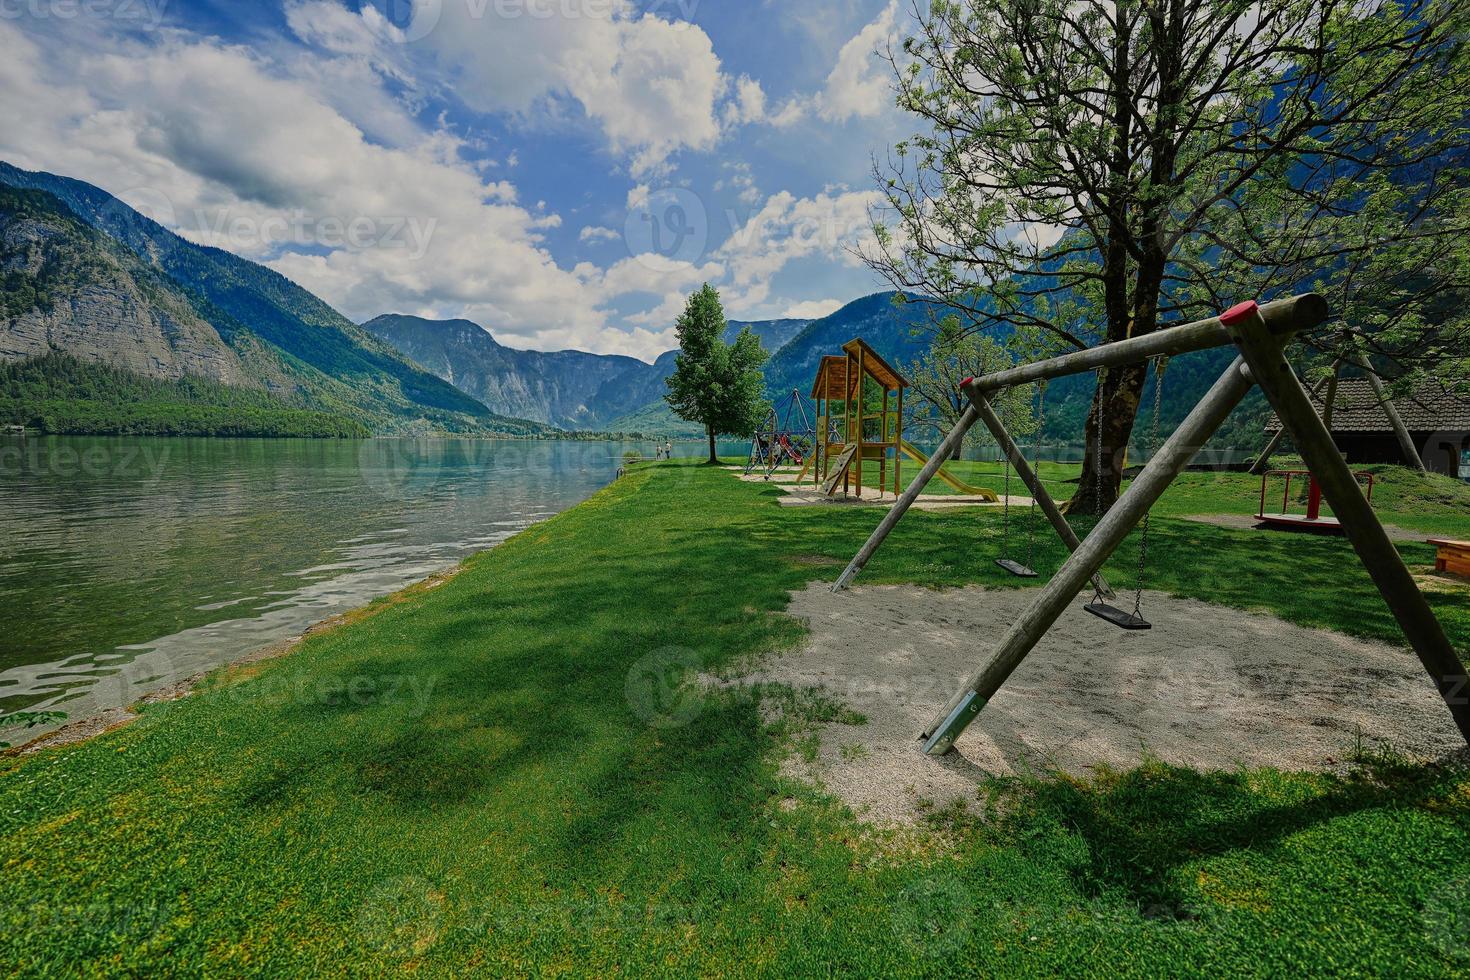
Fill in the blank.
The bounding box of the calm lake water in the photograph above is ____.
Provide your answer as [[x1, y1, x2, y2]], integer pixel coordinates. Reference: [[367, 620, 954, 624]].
[[0, 435, 689, 737]]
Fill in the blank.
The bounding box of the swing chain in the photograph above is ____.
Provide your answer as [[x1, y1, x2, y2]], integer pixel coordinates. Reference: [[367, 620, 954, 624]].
[[1131, 356, 1169, 618], [1025, 382, 1046, 567], [1090, 367, 1108, 603], [1000, 403, 1012, 554]]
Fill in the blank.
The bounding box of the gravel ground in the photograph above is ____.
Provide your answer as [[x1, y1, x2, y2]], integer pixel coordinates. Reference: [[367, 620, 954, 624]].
[[742, 582, 1467, 824]]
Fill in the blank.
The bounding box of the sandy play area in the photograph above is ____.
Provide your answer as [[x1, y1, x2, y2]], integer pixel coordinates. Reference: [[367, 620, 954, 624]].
[[741, 582, 1467, 824]]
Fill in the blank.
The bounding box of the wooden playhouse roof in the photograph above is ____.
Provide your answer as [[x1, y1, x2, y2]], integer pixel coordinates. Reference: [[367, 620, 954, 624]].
[[810, 340, 909, 399], [1265, 380, 1470, 434]]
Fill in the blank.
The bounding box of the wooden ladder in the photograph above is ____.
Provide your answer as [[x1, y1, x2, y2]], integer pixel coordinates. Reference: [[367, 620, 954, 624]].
[[822, 444, 859, 496]]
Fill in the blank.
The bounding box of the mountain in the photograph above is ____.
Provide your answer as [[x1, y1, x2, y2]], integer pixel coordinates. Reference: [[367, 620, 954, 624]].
[[362, 315, 810, 431], [0, 163, 551, 436], [601, 292, 939, 434], [759, 292, 940, 398], [726, 318, 809, 357], [362, 314, 668, 430], [601, 290, 1265, 451]]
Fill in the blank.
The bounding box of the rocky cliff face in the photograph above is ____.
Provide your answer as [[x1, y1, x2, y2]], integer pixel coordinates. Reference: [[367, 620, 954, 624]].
[[363, 315, 810, 430], [0, 167, 549, 435], [363, 315, 671, 429], [1, 208, 250, 386]]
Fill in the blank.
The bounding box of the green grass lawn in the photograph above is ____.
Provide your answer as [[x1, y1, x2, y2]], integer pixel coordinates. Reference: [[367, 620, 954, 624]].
[[2, 460, 1468, 975], [898, 456, 1470, 539]]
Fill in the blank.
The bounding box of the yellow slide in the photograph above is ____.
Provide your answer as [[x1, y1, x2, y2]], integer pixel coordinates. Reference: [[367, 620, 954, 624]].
[[899, 440, 1000, 501]]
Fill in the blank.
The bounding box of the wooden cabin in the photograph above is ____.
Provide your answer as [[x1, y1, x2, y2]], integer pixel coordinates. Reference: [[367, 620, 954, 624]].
[[810, 339, 909, 498], [1265, 380, 1469, 480]]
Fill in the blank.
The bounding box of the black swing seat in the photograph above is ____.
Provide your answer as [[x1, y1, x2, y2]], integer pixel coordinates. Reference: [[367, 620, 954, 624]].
[[1084, 600, 1152, 630], [995, 558, 1038, 578]]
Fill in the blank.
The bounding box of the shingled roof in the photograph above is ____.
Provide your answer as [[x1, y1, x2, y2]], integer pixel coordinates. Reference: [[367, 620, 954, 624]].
[[1265, 380, 1470, 434]]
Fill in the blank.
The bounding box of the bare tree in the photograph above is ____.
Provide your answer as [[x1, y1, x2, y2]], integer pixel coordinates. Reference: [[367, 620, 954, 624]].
[[867, 0, 1470, 512]]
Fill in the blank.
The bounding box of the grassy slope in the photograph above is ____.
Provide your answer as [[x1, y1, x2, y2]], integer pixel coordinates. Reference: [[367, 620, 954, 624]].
[[2, 462, 1468, 975]]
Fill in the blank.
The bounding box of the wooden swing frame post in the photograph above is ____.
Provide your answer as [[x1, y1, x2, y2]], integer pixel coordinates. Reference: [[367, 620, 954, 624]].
[[831, 393, 1113, 596], [835, 295, 1336, 594], [828, 293, 1469, 756]]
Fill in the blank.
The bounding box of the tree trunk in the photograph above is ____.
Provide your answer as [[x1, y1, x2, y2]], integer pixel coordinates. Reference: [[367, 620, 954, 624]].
[[1066, 362, 1148, 516], [707, 426, 718, 465]]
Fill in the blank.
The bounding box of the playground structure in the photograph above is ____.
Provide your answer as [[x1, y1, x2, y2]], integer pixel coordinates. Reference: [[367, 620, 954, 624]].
[[807, 339, 1000, 502], [897, 441, 999, 500], [1257, 468, 1375, 533], [746, 389, 816, 479], [830, 294, 1470, 756], [811, 340, 908, 499]]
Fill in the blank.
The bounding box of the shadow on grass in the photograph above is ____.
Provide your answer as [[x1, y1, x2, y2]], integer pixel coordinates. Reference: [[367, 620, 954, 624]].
[[1006, 755, 1470, 916]]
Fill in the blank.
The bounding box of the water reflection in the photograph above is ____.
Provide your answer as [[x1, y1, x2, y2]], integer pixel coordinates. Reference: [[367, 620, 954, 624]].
[[0, 436, 672, 731]]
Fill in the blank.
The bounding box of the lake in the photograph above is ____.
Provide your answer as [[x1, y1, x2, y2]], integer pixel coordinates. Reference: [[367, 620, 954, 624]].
[[0, 435, 695, 740]]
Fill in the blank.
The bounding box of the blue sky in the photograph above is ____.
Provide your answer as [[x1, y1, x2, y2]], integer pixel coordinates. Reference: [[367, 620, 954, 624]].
[[0, 0, 916, 359]]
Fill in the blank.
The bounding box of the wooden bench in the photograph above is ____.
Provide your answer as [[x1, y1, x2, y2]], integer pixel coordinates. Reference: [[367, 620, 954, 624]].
[[1428, 538, 1470, 577]]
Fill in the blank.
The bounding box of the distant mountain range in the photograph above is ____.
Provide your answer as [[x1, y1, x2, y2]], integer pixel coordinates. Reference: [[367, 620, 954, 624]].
[[361, 295, 945, 435], [361, 315, 808, 431], [0, 163, 552, 436], [0, 162, 1266, 447]]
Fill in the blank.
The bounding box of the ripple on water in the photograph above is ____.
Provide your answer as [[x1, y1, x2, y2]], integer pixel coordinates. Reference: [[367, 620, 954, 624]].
[[0, 436, 640, 735]]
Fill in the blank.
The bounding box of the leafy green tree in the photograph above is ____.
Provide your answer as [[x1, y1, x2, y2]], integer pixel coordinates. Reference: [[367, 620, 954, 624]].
[[869, 0, 1470, 513], [664, 285, 770, 464], [905, 316, 1041, 460]]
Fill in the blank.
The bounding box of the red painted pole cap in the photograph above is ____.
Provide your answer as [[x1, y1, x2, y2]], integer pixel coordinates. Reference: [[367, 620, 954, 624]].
[[1219, 300, 1260, 326]]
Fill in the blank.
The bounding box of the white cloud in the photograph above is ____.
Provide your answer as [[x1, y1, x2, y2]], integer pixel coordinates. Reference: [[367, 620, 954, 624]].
[[0, 11, 898, 362], [818, 0, 900, 123], [717, 162, 763, 206], [363, 1, 742, 177], [767, 97, 812, 128], [579, 225, 620, 244], [0, 23, 694, 358], [782, 298, 844, 320], [758, 1, 902, 129], [722, 75, 768, 127], [585, 253, 725, 301], [716, 187, 883, 310]]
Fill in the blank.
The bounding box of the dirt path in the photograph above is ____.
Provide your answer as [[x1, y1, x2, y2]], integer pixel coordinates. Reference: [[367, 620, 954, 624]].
[[743, 583, 1467, 824]]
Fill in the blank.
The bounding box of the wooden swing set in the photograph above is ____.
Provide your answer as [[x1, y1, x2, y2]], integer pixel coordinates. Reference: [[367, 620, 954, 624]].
[[833, 295, 1470, 756]]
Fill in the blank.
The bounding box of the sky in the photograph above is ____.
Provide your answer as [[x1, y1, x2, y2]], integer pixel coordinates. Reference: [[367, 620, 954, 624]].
[[0, 0, 918, 360]]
